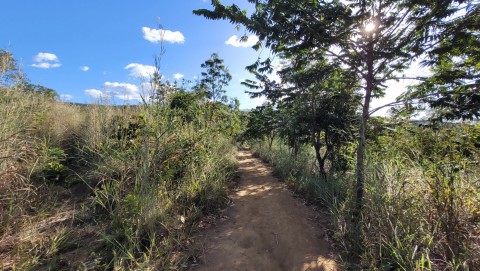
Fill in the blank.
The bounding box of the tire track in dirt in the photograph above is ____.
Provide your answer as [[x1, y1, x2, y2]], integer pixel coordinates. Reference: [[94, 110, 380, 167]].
[[192, 150, 338, 271]]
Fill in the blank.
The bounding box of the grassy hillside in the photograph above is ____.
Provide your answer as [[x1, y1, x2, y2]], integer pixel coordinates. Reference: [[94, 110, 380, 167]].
[[0, 88, 241, 270]]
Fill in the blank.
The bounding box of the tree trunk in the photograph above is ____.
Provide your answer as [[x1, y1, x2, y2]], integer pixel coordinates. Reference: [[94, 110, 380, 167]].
[[355, 102, 369, 218], [293, 141, 299, 157], [268, 134, 274, 151], [354, 33, 375, 222], [314, 140, 327, 178], [351, 34, 375, 263]]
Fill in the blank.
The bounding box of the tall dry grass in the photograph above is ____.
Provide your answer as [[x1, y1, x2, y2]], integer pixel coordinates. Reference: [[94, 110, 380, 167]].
[[0, 88, 240, 270], [250, 123, 480, 270]]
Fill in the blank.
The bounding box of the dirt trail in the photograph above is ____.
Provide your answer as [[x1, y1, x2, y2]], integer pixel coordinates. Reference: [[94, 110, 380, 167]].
[[192, 150, 338, 271]]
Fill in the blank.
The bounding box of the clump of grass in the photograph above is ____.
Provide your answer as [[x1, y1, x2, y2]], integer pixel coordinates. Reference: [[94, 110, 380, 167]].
[[84, 103, 238, 269], [356, 124, 480, 270], [1, 90, 51, 236]]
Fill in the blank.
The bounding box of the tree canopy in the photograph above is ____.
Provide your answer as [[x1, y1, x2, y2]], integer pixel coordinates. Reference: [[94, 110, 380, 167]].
[[194, 0, 479, 256], [403, 3, 480, 121], [199, 53, 232, 103], [0, 49, 24, 88]]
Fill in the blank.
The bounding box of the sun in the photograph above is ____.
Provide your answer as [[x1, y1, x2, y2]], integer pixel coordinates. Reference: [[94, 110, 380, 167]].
[[365, 22, 376, 32]]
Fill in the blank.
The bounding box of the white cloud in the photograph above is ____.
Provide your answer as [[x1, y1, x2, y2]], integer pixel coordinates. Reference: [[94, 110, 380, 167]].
[[31, 63, 62, 69], [173, 73, 184, 80], [140, 82, 152, 92], [225, 35, 259, 48], [103, 82, 141, 101], [32, 52, 61, 69], [243, 93, 267, 108], [125, 63, 156, 78], [34, 52, 59, 62], [59, 94, 73, 101], [142, 27, 185, 44], [80, 66, 90, 71], [85, 89, 107, 99], [85, 84, 145, 102]]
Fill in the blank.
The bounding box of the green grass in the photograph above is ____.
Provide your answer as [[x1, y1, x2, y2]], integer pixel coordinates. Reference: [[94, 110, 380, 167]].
[[250, 126, 480, 270], [0, 88, 240, 270]]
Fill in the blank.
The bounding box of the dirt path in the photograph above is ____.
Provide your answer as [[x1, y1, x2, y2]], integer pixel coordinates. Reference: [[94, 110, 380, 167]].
[[192, 150, 338, 271]]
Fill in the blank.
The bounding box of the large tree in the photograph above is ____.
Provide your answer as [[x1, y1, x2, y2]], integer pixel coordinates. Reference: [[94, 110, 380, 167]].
[[194, 0, 463, 226]]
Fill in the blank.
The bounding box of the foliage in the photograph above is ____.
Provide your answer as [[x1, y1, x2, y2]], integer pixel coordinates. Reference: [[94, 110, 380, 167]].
[[251, 122, 480, 270], [24, 82, 58, 100], [242, 103, 280, 150], [42, 146, 67, 181], [0, 52, 241, 270], [170, 90, 208, 124], [194, 1, 478, 264], [358, 122, 480, 270], [251, 140, 350, 208], [199, 53, 232, 103], [0, 49, 24, 88], [402, 3, 480, 121]]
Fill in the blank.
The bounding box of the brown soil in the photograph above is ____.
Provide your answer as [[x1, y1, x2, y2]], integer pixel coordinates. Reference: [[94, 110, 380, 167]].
[[192, 150, 338, 271]]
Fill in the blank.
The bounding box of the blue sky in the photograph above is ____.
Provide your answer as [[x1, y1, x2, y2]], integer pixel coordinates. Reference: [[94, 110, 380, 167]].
[[0, 0, 267, 108]]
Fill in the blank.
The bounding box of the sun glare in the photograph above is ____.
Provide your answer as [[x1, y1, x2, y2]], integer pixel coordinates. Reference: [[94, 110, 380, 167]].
[[365, 22, 376, 32]]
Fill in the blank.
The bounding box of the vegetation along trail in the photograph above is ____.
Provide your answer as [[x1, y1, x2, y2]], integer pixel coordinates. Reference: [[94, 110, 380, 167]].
[[192, 150, 338, 271]]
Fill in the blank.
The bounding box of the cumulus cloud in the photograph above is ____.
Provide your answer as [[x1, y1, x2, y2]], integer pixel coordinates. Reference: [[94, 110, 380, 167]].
[[59, 94, 73, 101], [140, 82, 152, 92], [34, 52, 59, 62], [142, 27, 185, 44], [173, 73, 184, 80], [104, 82, 141, 101], [85, 89, 107, 99], [32, 52, 61, 69], [225, 35, 259, 48], [125, 63, 156, 78], [86, 82, 146, 101], [31, 63, 62, 69], [80, 66, 90, 72]]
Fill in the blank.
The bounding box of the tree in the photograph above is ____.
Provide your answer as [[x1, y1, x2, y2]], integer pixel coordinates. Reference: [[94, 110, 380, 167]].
[[242, 103, 280, 150], [1, 49, 58, 99], [170, 90, 203, 123], [0, 49, 24, 88], [402, 3, 480, 121], [24, 82, 58, 99], [194, 0, 462, 230], [276, 101, 310, 157], [278, 58, 360, 176], [200, 53, 232, 103]]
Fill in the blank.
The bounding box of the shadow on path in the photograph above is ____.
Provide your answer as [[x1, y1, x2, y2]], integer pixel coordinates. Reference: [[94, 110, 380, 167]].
[[191, 150, 338, 271]]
